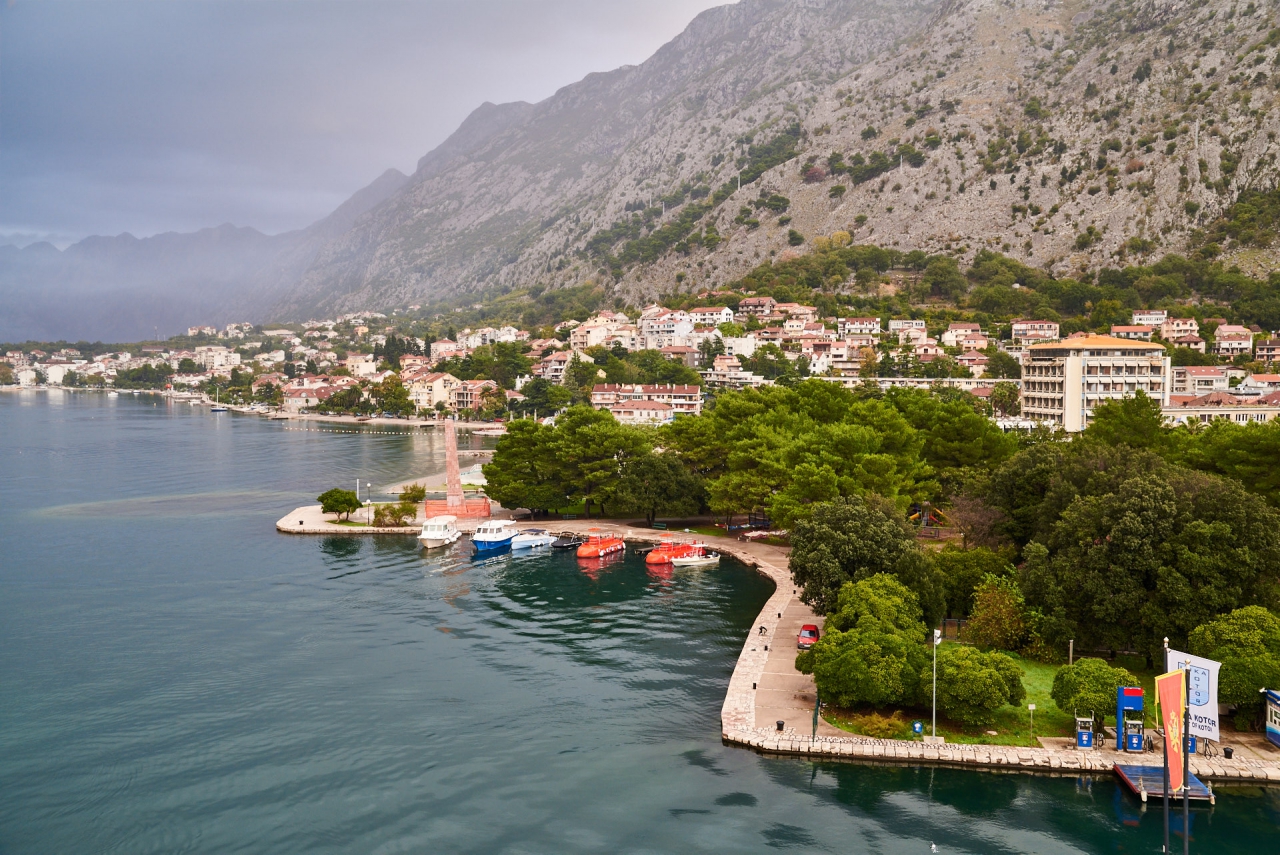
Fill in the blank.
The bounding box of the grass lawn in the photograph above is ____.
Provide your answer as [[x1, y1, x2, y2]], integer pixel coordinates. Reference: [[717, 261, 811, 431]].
[[824, 645, 1161, 747]]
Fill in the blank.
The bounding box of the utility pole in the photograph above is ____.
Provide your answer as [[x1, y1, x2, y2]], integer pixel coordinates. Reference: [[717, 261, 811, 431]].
[[1069, 639, 1074, 666]]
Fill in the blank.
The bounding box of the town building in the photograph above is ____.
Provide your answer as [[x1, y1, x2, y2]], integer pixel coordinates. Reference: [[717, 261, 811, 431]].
[[590, 383, 702, 416], [1161, 318, 1199, 340], [1237, 373, 1280, 393], [1020, 335, 1170, 432], [450, 379, 498, 413], [838, 317, 881, 337], [940, 323, 982, 347], [402, 371, 459, 411], [1171, 366, 1228, 396], [1132, 309, 1168, 327], [700, 355, 769, 388], [1164, 391, 1280, 425], [1110, 325, 1154, 341], [1172, 334, 1206, 353], [736, 296, 777, 317], [1010, 319, 1060, 345], [607, 400, 674, 425], [1213, 324, 1254, 357], [687, 306, 735, 327], [1256, 339, 1280, 364]]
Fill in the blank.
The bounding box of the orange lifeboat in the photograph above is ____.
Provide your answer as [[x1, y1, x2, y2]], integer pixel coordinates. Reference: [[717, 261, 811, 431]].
[[644, 540, 697, 564], [576, 530, 625, 558]]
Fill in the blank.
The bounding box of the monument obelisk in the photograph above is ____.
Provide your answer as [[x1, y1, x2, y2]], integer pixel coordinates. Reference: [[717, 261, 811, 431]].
[[444, 418, 464, 509]]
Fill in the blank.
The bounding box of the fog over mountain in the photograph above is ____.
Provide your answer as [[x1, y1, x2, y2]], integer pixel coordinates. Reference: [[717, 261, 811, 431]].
[[8, 0, 1280, 341]]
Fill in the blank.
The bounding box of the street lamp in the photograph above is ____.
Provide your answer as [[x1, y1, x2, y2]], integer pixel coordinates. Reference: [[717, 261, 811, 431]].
[[366, 481, 372, 523], [931, 628, 942, 740]]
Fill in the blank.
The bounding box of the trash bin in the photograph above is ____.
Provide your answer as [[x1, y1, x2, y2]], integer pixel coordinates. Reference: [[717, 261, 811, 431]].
[[1224, 746, 1234, 760]]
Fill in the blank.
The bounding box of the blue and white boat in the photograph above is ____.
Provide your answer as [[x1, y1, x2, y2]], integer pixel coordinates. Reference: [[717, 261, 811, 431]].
[[471, 519, 516, 555], [510, 529, 555, 550]]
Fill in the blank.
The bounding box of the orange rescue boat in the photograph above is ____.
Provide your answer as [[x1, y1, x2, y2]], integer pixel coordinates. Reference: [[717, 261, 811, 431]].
[[644, 540, 697, 564], [577, 530, 626, 558]]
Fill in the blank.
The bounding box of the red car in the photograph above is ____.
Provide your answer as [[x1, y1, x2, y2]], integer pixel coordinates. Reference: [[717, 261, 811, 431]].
[[797, 624, 820, 650]]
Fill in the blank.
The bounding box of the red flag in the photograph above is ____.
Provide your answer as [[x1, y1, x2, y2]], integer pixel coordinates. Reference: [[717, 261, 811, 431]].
[[1156, 670, 1186, 792]]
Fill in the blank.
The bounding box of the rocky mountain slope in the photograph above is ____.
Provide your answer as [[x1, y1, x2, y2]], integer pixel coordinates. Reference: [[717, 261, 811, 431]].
[[273, 0, 1280, 319]]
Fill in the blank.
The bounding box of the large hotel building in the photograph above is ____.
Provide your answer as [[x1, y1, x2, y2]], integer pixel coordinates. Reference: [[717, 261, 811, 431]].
[[1020, 335, 1171, 431]]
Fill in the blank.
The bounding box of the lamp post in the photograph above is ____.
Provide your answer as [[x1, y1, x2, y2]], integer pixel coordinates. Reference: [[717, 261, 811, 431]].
[[366, 481, 372, 523], [931, 628, 942, 740]]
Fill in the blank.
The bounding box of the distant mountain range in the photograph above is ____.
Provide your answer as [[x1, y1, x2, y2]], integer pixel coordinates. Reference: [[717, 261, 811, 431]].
[[8, 0, 1280, 342]]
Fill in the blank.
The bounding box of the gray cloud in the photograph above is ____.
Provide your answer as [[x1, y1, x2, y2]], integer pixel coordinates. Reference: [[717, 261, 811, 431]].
[[0, 0, 724, 244]]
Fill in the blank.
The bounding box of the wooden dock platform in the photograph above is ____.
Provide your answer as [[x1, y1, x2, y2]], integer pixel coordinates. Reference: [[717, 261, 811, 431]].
[[1115, 764, 1215, 804]]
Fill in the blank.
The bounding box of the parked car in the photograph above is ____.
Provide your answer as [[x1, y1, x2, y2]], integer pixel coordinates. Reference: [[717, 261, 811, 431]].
[[797, 624, 820, 650]]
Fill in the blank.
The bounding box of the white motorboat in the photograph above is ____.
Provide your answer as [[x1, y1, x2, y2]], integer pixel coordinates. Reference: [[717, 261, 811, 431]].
[[510, 529, 555, 549], [418, 515, 461, 549], [107, 391, 119, 398], [671, 550, 720, 568]]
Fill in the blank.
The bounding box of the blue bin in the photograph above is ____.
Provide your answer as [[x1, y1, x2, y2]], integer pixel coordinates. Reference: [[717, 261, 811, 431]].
[[1186, 734, 1197, 754]]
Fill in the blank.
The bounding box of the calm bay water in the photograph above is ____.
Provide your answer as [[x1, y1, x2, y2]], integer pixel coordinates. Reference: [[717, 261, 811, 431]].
[[2, 390, 1277, 853]]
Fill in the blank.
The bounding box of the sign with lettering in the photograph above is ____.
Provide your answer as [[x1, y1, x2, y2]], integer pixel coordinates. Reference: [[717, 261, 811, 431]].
[[1165, 648, 1220, 741], [1156, 670, 1186, 793], [1266, 689, 1280, 750]]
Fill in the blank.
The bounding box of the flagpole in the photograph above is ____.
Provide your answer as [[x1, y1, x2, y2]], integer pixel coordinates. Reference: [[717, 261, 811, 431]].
[[1163, 637, 1170, 854], [1163, 718, 1170, 854], [1183, 659, 1191, 855]]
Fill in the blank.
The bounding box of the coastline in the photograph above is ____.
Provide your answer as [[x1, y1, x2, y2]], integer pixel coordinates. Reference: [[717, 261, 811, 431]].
[[271, 512, 1280, 785]]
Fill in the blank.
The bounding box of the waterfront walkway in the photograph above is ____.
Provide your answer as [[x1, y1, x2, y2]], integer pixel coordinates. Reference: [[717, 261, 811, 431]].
[[275, 513, 1280, 785]]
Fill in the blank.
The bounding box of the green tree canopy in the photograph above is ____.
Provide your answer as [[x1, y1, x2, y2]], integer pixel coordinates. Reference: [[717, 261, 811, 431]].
[[789, 497, 927, 616], [1084, 390, 1164, 450], [933, 646, 1026, 726], [1050, 657, 1138, 718], [964, 575, 1028, 652], [934, 546, 1014, 618], [317, 488, 362, 520], [482, 419, 571, 515], [1189, 606, 1280, 726], [609, 451, 703, 524]]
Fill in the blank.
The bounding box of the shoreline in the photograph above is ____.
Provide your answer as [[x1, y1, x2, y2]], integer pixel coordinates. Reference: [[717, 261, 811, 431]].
[[271, 512, 1280, 786]]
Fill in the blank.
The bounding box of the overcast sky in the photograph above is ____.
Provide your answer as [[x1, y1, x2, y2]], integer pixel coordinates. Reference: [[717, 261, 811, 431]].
[[0, 0, 725, 247]]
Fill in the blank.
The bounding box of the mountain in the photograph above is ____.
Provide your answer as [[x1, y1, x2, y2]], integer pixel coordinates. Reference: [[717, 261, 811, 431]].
[[0, 168, 407, 343], [12, 0, 1280, 340], [275, 0, 1280, 318]]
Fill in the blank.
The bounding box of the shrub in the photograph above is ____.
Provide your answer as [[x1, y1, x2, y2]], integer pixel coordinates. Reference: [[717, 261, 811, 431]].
[[966, 575, 1028, 651], [399, 483, 427, 503], [788, 229, 806, 246], [1190, 606, 1280, 728], [372, 501, 417, 527], [1050, 658, 1138, 718], [933, 646, 1026, 726]]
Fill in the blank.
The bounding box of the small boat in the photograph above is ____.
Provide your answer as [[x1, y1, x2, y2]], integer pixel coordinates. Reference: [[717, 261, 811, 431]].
[[471, 519, 516, 555], [210, 388, 228, 412], [644, 540, 698, 565], [510, 529, 555, 549], [551, 532, 586, 550], [576, 529, 625, 558], [671, 547, 720, 568], [418, 515, 460, 549], [107, 391, 119, 398], [472, 427, 507, 437]]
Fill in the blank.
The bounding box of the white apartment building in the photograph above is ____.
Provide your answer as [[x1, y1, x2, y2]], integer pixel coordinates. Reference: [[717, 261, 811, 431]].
[[687, 306, 735, 327], [1132, 310, 1167, 327], [590, 383, 703, 416], [736, 296, 777, 317], [1213, 325, 1254, 357], [1010, 319, 1060, 345], [888, 319, 927, 332], [1020, 335, 1170, 432], [838, 317, 881, 337], [194, 346, 241, 370], [1110, 325, 1154, 341]]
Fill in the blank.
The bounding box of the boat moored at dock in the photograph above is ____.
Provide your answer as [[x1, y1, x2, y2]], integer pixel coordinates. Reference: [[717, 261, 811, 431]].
[[671, 546, 719, 567], [576, 530, 625, 558], [418, 515, 461, 549], [644, 540, 697, 564], [510, 529, 555, 549], [471, 519, 516, 555]]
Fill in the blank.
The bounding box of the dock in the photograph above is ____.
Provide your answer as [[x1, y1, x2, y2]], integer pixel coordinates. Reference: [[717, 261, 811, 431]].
[[1115, 764, 1215, 804]]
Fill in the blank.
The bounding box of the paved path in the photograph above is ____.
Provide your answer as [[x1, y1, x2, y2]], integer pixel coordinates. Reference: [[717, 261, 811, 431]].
[[274, 513, 1280, 784]]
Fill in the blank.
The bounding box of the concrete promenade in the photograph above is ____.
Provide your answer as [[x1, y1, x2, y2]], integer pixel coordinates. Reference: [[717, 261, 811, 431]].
[[273, 513, 1280, 785]]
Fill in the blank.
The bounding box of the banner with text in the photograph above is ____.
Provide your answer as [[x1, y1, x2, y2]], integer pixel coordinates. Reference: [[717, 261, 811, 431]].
[[1156, 670, 1186, 793], [1165, 647, 1221, 741]]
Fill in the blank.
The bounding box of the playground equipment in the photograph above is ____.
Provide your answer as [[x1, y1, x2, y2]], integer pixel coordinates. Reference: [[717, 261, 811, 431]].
[[1116, 686, 1145, 752]]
